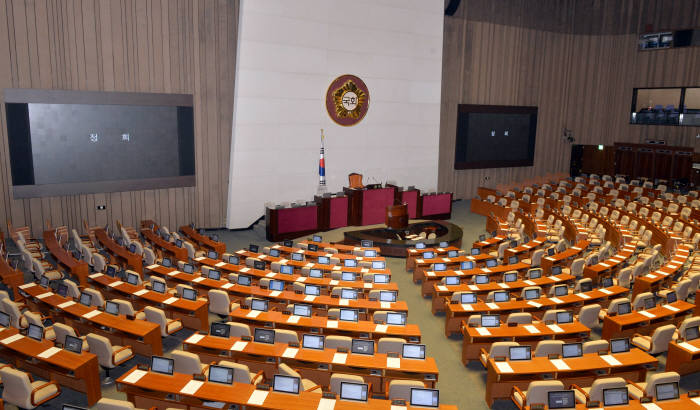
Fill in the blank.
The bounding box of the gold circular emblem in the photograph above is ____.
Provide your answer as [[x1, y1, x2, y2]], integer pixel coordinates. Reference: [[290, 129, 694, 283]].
[[326, 75, 369, 126]]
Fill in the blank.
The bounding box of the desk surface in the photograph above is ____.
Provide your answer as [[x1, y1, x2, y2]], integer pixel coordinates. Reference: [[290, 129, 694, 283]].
[[179, 226, 226, 254], [141, 229, 188, 261], [94, 229, 142, 274]]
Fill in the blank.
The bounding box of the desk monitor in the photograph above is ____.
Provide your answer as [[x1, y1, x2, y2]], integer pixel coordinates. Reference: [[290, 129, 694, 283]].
[[554, 285, 568, 297], [307, 244, 319, 252], [579, 281, 593, 292], [302, 334, 324, 350], [556, 311, 573, 324], [269, 248, 280, 257], [617, 302, 631, 315], [471, 248, 480, 255], [273, 374, 300, 394], [0, 311, 10, 327], [152, 280, 166, 294], [509, 240, 518, 248], [305, 285, 321, 296], [461, 261, 474, 270], [478, 234, 486, 241], [386, 312, 406, 326], [208, 365, 234, 385], [208, 269, 221, 281], [665, 291, 677, 304], [309, 269, 322, 278], [251, 298, 268, 312], [524, 288, 540, 300], [445, 276, 460, 286], [415, 242, 426, 249], [380, 291, 397, 302], [64, 335, 83, 354], [374, 274, 389, 283], [423, 252, 435, 259], [207, 250, 219, 259], [361, 240, 373, 247], [508, 345, 531, 361], [481, 314, 500, 328], [291, 252, 304, 261], [227, 255, 240, 265], [600, 277, 613, 288], [589, 256, 598, 266], [39, 275, 49, 288], [27, 323, 43, 341], [182, 287, 197, 301], [254, 328, 275, 344], [485, 259, 497, 268], [105, 265, 117, 277], [410, 388, 439, 408], [339, 309, 359, 322], [686, 325, 699, 341], [253, 260, 266, 270], [365, 250, 377, 258], [562, 343, 582, 358], [402, 343, 426, 359], [603, 387, 629, 406], [504, 272, 517, 282], [529, 269, 542, 279], [551, 265, 562, 276], [508, 256, 519, 265], [249, 244, 259, 253], [610, 338, 630, 353], [237, 275, 252, 286], [351, 339, 374, 355], [340, 381, 368, 402], [269, 280, 284, 291], [371, 260, 385, 269], [126, 272, 139, 286], [79, 292, 92, 307], [128, 244, 136, 254], [493, 291, 509, 302], [317, 256, 330, 265], [547, 390, 575, 409], [344, 259, 357, 268], [433, 263, 447, 272], [312, 235, 322, 242], [548, 248, 556, 256], [63, 406, 87, 410], [210, 322, 230, 338], [282, 239, 293, 247], [162, 258, 172, 268], [461, 293, 477, 304], [151, 356, 174, 375], [439, 241, 449, 248], [341, 272, 356, 281], [182, 264, 195, 274], [293, 304, 312, 317], [474, 274, 489, 284], [448, 250, 458, 258], [644, 297, 656, 310], [57, 283, 68, 297], [655, 382, 679, 401], [105, 301, 119, 316]]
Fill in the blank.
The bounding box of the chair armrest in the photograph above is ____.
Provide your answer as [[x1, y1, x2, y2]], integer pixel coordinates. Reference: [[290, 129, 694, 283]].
[[570, 384, 589, 401], [112, 345, 133, 364], [626, 380, 644, 391], [632, 333, 644, 339], [512, 385, 525, 409], [250, 370, 264, 384], [479, 348, 489, 358], [31, 380, 60, 406], [304, 384, 323, 393]]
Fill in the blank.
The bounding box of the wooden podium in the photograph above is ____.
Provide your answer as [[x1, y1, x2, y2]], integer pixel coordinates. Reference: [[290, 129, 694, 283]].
[[386, 203, 408, 229]]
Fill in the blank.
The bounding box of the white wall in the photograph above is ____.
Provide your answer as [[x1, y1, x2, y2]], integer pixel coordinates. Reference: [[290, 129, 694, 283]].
[[226, 0, 444, 229]]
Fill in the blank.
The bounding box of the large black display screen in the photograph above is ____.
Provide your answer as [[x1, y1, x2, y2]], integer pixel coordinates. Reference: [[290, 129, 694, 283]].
[[454, 104, 537, 170]]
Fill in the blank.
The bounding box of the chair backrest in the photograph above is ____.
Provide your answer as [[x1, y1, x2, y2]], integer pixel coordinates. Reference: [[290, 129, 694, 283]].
[[53, 322, 78, 345], [274, 329, 299, 345], [83, 288, 105, 308], [225, 322, 251, 338], [506, 312, 532, 324], [617, 268, 632, 288], [348, 173, 364, 189], [0, 299, 24, 328], [578, 304, 601, 329], [277, 362, 302, 379], [647, 324, 676, 354], [541, 309, 566, 322], [330, 373, 365, 395], [388, 380, 425, 401], [632, 292, 654, 311], [377, 337, 406, 354], [570, 258, 585, 276], [574, 278, 592, 293], [92, 253, 107, 272], [325, 335, 352, 351], [525, 380, 565, 406], [582, 339, 608, 354], [208, 290, 231, 315], [94, 398, 137, 410], [143, 247, 156, 265], [488, 341, 519, 358], [678, 316, 700, 339], [86, 333, 116, 367], [645, 372, 680, 398], [23, 311, 45, 331], [529, 249, 544, 266], [144, 306, 169, 336], [172, 350, 204, 374], [533, 340, 564, 357], [675, 279, 691, 300], [0, 367, 37, 409], [588, 377, 626, 403]]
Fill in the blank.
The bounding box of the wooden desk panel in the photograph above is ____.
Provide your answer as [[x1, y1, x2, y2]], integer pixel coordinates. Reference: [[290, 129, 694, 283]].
[[540, 240, 590, 274], [420, 262, 533, 298], [141, 229, 188, 261], [95, 229, 143, 275], [405, 246, 461, 271], [0, 255, 25, 302], [43, 230, 89, 286], [601, 301, 695, 340], [665, 338, 700, 375], [179, 226, 226, 255], [631, 246, 691, 298]]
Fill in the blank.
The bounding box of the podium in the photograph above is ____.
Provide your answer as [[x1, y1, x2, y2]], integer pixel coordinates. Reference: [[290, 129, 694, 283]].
[[344, 185, 397, 226], [386, 203, 408, 229]]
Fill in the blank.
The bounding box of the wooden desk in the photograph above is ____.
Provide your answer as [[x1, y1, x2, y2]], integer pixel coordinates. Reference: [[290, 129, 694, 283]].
[[583, 243, 637, 282], [0, 327, 101, 405], [141, 229, 188, 261], [298, 241, 380, 255], [95, 228, 143, 275], [315, 194, 350, 231], [179, 226, 226, 255], [420, 262, 532, 298], [601, 300, 695, 340], [117, 366, 457, 410], [20, 283, 163, 356], [344, 186, 397, 226], [549, 395, 700, 410], [229, 308, 421, 342], [665, 338, 700, 375], [405, 246, 461, 271], [485, 349, 657, 406], [413, 254, 494, 284], [87, 272, 209, 331], [0, 254, 25, 301], [182, 333, 438, 393], [43, 230, 89, 286], [461, 321, 590, 364], [504, 237, 548, 259], [540, 240, 590, 274], [631, 246, 691, 298], [266, 203, 320, 242]]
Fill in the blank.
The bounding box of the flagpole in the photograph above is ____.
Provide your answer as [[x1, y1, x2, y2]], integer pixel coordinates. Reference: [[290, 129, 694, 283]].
[[317, 129, 327, 195]]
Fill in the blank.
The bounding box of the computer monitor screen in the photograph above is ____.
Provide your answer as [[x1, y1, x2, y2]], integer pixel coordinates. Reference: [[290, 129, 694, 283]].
[[551, 265, 562, 275], [415, 242, 426, 249], [655, 382, 679, 401], [554, 285, 568, 297], [548, 248, 556, 256], [461, 293, 477, 304], [445, 276, 459, 286], [374, 274, 389, 283], [529, 269, 542, 279], [269, 249, 280, 257], [461, 261, 474, 270], [361, 240, 373, 247], [556, 311, 573, 324], [410, 388, 439, 408], [474, 274, 489, 284], [494, 291, 509, 302], [151, 356, 174, 375], [39, 275, 49, 288], [293, 304, 312, 317], [106, 265, 117, 277], [174, 239, 183, 248], [433, 263, 447, 272], [0, 312, 10, 327], [79, 292, 92, 306], [504, 272, 517, 282], [253, 260, 266, 270], [57, 283, 68, 297], [339, 309, 358, 322], [307, 244, 318, 251], [351, 339, 374, 355], [254, 328, 275, 344], [291, 253, 304, 261], [305, 285, 320, 296], [365, 250, 377, 258], [237, 275, 252, 286], [579, 281, 592, 292], [471, 248, 480, 255], [379, 291, 396, 302], [448, 250, 458, 258], [479, 234, 486, 241], [666, 291, 677, 304], [371, 261, 385, 269], [617, 302, 631, 315], [508, 256, 518, 265], [208, 270, 221, 281], [386, 312, 406, 326], [309, 269, 322, 278], [273, 375, 300, 394], [509, 346, 531, 361], [210, 322, 230, 338], [547, 390, 575, 409], [152, 280, 166, 293], [344, 259, 357, 268], [105, 300, 119, 315], [162, 257, 172, 267], [63, 406, 87, 410], [524, 288, 540, 300], [341, 272, 356, 281], [610, 338, 630, 353], [602, 387, 629, 406], [208, 365, 234, 385], [182, 287, 196, 301], [208, 250, 219, 259], [402, 343, 426, 359], [251, 298, 268, 312], [183, 264, 194, 274], [269, 280, 284, 291], [686, 325, 699, 341], [644, 297, 655, 310], [64, 335, 83, 354], [127, 243, 136, 254], [302, 334, 324, 350], [562, 343, 582, 358], [27, 323, 43, 341], [423, 252, 435, 259], [340, 382, 368, 402], [312, 235, 322, 242], [283, 240, 293, 247], [317, 256, 330, 265], [481, 314, 500, 327], [124, 272, 139, 286], [601, 277, 613, 288], [589, 256, 598, 265], [485, 259, 497, 268], [439, 241, 449, 248], [249, 244, 259, 253], [227, 255, 240, 265]]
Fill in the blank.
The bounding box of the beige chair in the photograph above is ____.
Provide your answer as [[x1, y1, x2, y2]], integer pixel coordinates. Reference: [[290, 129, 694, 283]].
[[92, 253, 107, 273], [572, 377, 626, 405], [599, 298, 630, 320], [62, 279, 82, 299], [330, 373, 365, 395], [506, 312, 532, 324], [216, 361, 264, 384], [479, 342, 519, 368], [277, 363, 320, 392], [275, 329, 299, 345], [0, 367, 60, 409], [582, 340, 608, 355], [23, 311, 55, 340], [631, 324, 676, 354], [632, 292, 654, 311], [83, 288, 105, 308], [521, 249, 543, 267], [511, 380, 565, 409], [172, 350, 209, 375], [86, 333, 134, 385], [0, 299, 28, 329], [533, 340, 564, 357], [53, 322, 89, 352], [387, 379, 425, 401], [325, 335, 352, 351], [541, 309, 567, 323], [576, 304, 601, 329], [94, 398, 141, 410], [676, 316, 700, 340], [627, 372, 680, 400], [225, 322, 252, 338], [562, 258, 585, 277], [144, 306, 183, 336], [377, 337, 406, 354], [112, 299, 146, 320]]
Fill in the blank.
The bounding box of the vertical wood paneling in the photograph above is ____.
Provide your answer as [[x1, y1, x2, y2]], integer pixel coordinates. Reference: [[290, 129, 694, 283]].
[[0, 0, 238, 237]]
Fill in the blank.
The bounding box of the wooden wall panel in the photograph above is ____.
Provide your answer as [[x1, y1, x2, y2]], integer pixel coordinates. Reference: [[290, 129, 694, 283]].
[[440, 1, 700, 200], [0, 0, 238, 237]]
